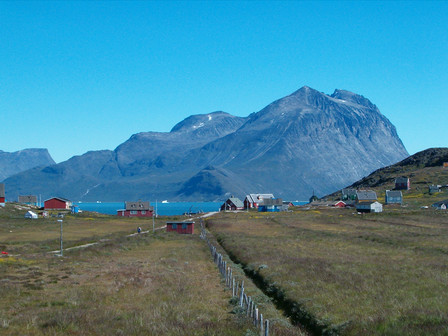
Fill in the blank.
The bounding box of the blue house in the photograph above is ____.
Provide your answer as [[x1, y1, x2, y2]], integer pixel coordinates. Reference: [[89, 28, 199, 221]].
[[258, 198, 283, 212]]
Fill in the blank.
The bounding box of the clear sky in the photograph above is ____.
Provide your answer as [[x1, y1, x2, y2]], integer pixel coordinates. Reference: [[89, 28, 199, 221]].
[[1, 1, 447, 163]]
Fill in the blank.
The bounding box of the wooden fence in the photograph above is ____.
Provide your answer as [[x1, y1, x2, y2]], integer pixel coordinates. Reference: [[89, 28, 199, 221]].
[[200, 221, 270, 336]]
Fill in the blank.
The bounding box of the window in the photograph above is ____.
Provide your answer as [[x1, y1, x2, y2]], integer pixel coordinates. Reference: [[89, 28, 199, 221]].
[[141, 211, 146, 214], [172, 223, 177, 229], [182, 223, 187, 229], [130, 210, 137, 215]]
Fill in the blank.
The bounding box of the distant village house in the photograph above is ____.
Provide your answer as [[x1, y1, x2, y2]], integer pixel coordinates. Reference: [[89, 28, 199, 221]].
[[355, 190, 382, 213], [166, 221, 194, 234], [258, 198, 283, 212], [385, 190, 403, 205], [44, 197, 72, 210], [18, 195, 38, 206], [220, 197, 244, 211], [244, 194, 275, 209], [0, 183, 5, 207], [356, 201, 383, 213], [117, 201, 154, 217], [394, 177, 410, 190], [333, 201, 346, 208], [356, 190, 378, 202], [342, 188, 357, 201]]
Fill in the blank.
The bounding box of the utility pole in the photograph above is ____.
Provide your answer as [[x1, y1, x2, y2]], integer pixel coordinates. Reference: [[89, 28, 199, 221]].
[[58, 219, 63, 257]]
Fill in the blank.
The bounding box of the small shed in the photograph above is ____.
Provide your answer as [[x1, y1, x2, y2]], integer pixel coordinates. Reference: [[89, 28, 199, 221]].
[[395, 177, 410, 190], [220, 197, 244, 211], [24, 211, 38, 219], [432, 200, 448, 210], [333, 201, 346, 208], [429, 185, 441, 194], [166, 221, 194, 234], [356, 201, 383, 213], [385, 190, 403, 205], [44, 197, 72, 210]]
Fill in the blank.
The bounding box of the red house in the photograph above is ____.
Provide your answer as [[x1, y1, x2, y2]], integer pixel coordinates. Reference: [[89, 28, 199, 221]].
[[117, 201, 154, 217], [166, 221, 194, 234], [44, 197, 72, 210], [0, 183, 5, 205]]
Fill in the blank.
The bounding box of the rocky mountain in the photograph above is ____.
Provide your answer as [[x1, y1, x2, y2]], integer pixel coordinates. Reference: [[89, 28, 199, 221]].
[[3, 87, 409, 202], [0, 149, 55, 181]]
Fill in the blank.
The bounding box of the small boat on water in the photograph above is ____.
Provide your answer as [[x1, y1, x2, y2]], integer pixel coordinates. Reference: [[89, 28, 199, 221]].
[[162, 200, 169, 203]]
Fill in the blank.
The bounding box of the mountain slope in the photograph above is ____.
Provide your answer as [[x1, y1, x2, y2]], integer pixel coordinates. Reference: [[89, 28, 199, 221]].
[[4, 87, 408, 202]]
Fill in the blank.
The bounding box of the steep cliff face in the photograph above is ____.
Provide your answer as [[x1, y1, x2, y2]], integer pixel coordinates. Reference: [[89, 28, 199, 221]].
[[3, 87, 408, 201], [0, 149, 55, 181]]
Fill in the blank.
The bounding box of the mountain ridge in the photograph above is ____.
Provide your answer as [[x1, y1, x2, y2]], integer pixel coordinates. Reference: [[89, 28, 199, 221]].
[[3, 86, 408, 202]]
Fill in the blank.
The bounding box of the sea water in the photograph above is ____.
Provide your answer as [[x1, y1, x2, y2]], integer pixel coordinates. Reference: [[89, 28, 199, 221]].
[[76, 202, 221, 216], [76, 201, 307, 216]]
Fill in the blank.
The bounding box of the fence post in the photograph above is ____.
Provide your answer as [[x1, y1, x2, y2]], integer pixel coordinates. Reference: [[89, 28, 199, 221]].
[[260, 314, 264, 335], [264, 320, 269, 336]]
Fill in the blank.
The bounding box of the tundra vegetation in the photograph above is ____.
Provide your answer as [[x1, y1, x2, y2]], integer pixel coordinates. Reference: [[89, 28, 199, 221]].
[[0, 205, 303, 335], [206, 206, 448, 335]]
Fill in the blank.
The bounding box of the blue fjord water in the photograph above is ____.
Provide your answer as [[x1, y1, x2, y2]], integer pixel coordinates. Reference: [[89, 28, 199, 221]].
[[76, 201, 307, 216], [76, 202, 221, 216]]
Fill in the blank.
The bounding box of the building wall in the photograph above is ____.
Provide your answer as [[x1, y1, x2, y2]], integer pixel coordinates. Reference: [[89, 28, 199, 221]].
[[45, 198, 69, 210], [166, 223, 194, 234], [117, 210, 153, 217]]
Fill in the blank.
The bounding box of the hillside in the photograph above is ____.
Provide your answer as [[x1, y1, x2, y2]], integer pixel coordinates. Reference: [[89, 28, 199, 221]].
[[329, 147, 448, 205]]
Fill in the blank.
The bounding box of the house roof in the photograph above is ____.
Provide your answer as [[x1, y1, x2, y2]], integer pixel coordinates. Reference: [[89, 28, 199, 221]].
[[386, 190, 402, 198], [260, 198, 283, 206], [227, 197, 244, 208], [125, 201, 153, 211], [356, 190, 377, 201], [246, 194, 275, 203], [44, 197, 71, 203], [0, 183, 4, 197], [356, 201, 382, 206]]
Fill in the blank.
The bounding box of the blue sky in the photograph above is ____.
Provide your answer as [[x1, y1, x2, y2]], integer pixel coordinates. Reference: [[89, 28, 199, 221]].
[[1, 1, 447, 163]]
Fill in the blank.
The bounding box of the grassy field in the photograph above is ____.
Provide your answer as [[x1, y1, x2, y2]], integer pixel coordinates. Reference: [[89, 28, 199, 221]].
[[0, 204, 305, 336], [206, 207, 448, 335]]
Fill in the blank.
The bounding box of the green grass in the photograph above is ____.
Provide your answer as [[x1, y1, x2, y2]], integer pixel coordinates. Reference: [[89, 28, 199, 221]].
[[206, 208, 448, 335]]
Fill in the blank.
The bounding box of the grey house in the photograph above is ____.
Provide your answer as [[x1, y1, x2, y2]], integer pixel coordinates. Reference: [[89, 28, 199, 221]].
[[221, 197, 244, 211], [18, 195, 38, 206], [385, 190, 403, 205]]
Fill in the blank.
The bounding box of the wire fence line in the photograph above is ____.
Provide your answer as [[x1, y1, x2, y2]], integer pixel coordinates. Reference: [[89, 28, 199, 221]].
[[200, 220, 270, 336]]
